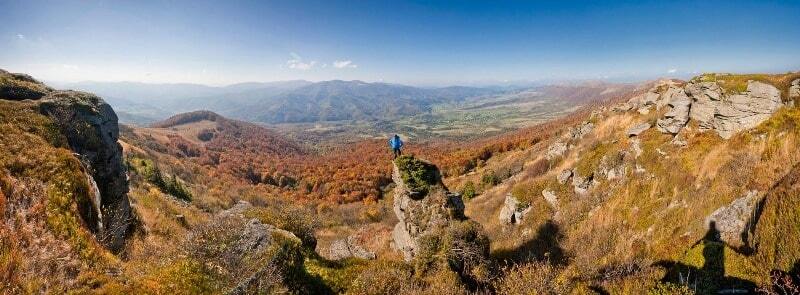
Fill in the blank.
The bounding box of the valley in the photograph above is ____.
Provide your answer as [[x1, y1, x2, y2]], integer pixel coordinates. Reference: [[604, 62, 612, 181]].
[[4, 68, 800, 294]]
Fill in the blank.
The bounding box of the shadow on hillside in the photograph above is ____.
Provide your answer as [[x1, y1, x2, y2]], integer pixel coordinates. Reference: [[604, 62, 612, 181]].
[[655, 222, 757, 294], [491, 220, 567, 266]]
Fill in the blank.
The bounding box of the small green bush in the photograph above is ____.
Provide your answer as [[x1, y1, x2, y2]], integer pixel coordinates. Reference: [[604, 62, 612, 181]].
[[480, 170, 500, 187], [460, 181, 476, 200], [395, 155, 440, 196], [135, 158, 193, 201]]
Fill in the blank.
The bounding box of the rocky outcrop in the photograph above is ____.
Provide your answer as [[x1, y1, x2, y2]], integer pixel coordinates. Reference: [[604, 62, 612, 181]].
[[557, 169, 573, 184], [39, 91, 134, 250], [704, 190, 760, 249], [569, 121, 595, 140], [656, 88, 692, 134], [572, 172, 593, 195], [189, 201, 303, 295], [790, 79, 800, 98], [329, 236, 376, 260], [546, 121, 594, 160], [685, 80, 782, 139], [0, 69, 53, 100], [546, 141, 568, 160], [627, 122, 651, 137], [391, 156, 465, 261], [0, 69, 133, 251], [712, 81, 783, 139], [542, 190, 558, 209], [498, 194, 531, 225], [624, 78, 785, 139]]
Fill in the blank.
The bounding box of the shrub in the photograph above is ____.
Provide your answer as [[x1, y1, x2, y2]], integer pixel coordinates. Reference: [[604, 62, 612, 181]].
[[494, 261, 570, 295], [481, 170, 500, 187], [134, 158, 193, 201], [395, 155, 440, 196], [244, 204, 319, 249], [413, 220, 493, 288], [346, 260, 416, 295], [460, 181, 476, 200]]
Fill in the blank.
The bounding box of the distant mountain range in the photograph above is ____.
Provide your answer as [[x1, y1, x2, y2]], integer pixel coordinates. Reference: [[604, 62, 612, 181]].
[[60, 80, 505, 125], [60, 79, 630, 126]]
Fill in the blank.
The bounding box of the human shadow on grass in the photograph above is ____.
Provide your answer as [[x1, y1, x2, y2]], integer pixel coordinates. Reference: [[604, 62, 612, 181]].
[[491, 220, 568, 266], [655, 222, 757, 294]]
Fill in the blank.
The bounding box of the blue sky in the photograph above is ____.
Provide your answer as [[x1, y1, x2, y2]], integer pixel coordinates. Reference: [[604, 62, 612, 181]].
[[1, 0, 799, 86]]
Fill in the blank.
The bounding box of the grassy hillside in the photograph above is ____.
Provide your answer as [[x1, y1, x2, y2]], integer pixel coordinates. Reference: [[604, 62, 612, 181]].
[[5, 69, 800, 294]]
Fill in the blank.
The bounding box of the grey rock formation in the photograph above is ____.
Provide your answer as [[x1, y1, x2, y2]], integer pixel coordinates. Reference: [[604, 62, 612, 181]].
[[391, 158, 465, 261], [192, 201, 302, 295], [685, 80, 782, 138], [557, 169, 573, 184], [0, 69, 133, 252], [572, 172, 593, 195], [546, 121, 593, 160], [546, 141, 568, 160], [686, 81, 723, 130], [790, 79, 800, 98], [542, 190, 558, 209], [39, 91, 134, 251], [328, 236, 376, 260], [498, 194, 531, 225], [656, 88, 692, 134], [629, 138, 643, 158], [613, 102, 633, 112], [705, 190, 760, 248], [569, 121, 595, 140], [627, 122, 651, 137], [0, 69, 53, 100], [713, 81, 783, 139]]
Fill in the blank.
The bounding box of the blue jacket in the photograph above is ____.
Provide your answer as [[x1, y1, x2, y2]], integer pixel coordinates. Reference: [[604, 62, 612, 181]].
[[389, 136, 403, 149]]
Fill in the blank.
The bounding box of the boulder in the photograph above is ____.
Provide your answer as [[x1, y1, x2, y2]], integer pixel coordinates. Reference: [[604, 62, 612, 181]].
[[557, 169, 573, 184], [685, 80, 782, 138], [328, 236, 376, 260], [546, 141, 568, 160], [391, 156, 465, 261], [572, 172, 593, 195], [656, 88, 692, 134], [712, 81, 782, 139], [686, 81, 723, 130], [790, 79, 800, 98], [629, 138, 643, 158], [627, 122, 651, 137], [498, 194, 531, 225], [704, 190, 760, 249], [542, 190, 558, 209], [569, 121, 594, 140], [190, 201, 303, 295], [613, 102, 633, 112]]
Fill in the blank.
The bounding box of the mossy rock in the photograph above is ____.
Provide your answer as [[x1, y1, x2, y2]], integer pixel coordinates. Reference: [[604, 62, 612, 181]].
[[395, 155, 441, 197], [0, 69, 53, 101]]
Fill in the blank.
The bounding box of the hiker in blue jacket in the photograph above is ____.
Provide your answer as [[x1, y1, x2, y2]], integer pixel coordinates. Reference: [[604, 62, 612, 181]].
[[389, 134, 403, 159]]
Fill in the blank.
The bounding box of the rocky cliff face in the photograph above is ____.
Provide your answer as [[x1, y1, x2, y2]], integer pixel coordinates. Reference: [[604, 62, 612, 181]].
[[0, 69, 133, 251], [624, 78, 784, 139], [391, 156, 465, 261]]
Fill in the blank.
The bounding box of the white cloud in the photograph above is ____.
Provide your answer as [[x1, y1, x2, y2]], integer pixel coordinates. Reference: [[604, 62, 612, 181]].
[[60, 64, 80, 70], [286, 52, 316, 70], [16, 34, 24, 39], [667, 68, 677, 74], [333, 60, 357, 69]]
